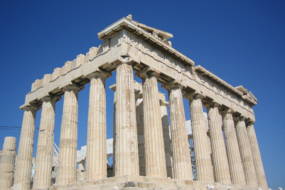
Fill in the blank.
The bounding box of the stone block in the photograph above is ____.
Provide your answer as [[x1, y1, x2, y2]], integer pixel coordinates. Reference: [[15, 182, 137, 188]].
[[77, 54, 85, 66], [89, 47, 98, 61], [51, 68, 61, 81], [31, 79, 41, 91], [61, 61, 72, 75], [43, 74, 52, 85]]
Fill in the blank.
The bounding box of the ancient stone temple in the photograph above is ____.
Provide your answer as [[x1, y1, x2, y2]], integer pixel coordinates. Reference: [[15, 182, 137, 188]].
[[2, 15, 267, 190]]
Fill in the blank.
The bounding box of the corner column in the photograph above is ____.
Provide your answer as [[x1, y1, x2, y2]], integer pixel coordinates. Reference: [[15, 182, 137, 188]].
[[86, 70, 111, 181], [13, 105, 39, 190], [236, 116, 258, 187], [33, 96, 60, 189], [115, 59, 139, 176], [160, 100, 173, 178], [186, 93, 214, 182], [137, 70, 167, 178], [164, 83, 193, 180], [247, 122, 268, 188], [0, 137, 16, 190], [222, 109, 246, 185], [57, 84, 83, 185], [207, 103, 231, 184]]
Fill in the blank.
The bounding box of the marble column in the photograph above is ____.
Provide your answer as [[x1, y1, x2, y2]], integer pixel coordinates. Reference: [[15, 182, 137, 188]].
[[57, 84, 83, 185], [109, 84, 116, 177], [135, 92, 146, 176], [33, 96, 60, 189], [164, 83, 193, 180], [207, 103, 231, 184], [0, 137, 16, 190], [86, 70, 111, 181], [138, 70, 167, 178], [115, 60, 139, 176], [222, 109, 246, 185], [247, 122, 268, 188], [236, 116, 258, 187], [13, 105, 38, 190], [187, 93, 214, 182], [160, 100, 173, 178]]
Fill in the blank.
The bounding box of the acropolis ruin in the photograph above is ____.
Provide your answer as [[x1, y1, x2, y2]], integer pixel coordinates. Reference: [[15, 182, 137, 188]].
[[0, 15, 267, 190]]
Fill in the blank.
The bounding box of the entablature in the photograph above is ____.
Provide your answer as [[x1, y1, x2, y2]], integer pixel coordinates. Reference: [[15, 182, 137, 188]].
[[195, 66, 257, 106], [97, 17, 194, 67], [21, 17, 257, 122]]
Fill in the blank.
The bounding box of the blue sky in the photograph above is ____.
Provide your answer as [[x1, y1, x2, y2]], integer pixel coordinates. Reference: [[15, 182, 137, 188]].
[[0, 0, 284, 189]]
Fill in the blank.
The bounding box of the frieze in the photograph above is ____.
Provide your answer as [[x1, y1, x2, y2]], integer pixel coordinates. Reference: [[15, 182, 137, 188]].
[[123, 31, 254, 117]]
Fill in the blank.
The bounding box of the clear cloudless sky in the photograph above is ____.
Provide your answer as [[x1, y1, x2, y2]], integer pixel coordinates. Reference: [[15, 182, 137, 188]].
[[0, 0, 284, 189]]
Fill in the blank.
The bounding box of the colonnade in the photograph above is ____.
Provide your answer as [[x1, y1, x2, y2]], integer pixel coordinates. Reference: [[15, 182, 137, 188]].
[[10, 61, 267, 190]]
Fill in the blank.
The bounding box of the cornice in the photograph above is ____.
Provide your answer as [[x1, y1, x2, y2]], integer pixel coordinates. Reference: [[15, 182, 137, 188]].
[[194, 65, 257, 106], [97, 17, 194, 67]]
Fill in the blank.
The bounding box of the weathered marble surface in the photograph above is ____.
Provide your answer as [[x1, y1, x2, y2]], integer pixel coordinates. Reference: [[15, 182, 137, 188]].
[[86, 71, 111, 181], [139, 71, 167, 178], [33, 96, 59, 189], [166, 84, 193, 180], [57, 84, 83, 185], [222, 110, 246, 185], [0, 137, 16, 190], [207, 104, 231, 184], [187, 94, 214, 182], [43, 175, 261, 190], [22, 17, 256, 122], [114, 60, 139, 176], [247, 122, 268, 188], [236, 117, 258, 187], [13, 105, 38, 190]]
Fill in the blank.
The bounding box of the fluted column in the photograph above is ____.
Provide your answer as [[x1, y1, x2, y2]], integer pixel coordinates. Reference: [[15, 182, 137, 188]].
[[13, 105, 38, 190], [164, 83, 193, 180], [57, 84, 83, 185], [33, 96, 60, 189], [207, 103, 231, 184], [115, 59, 139, 176], [86, 70, 111, 181], [247, 122, 268, 188], [160, 100, 173, 178], [137, 70, 167, 178], [221, 109, 246, 185], [0, 137, 16, 190], [109, 84, 116, 177], [135, 92, 146, 176], [236, 116, 258, 187], [186, 93, 214, 182]]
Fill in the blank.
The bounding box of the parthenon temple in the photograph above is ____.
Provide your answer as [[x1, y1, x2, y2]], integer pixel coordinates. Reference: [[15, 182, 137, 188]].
[[0, 15, 267, 190]]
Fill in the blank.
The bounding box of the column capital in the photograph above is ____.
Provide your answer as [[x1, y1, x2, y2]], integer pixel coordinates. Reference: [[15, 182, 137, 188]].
[[86, 69, 112, 80], [135, 66, 160, 80], [183, 91, 203, 101], [235, 115, 245, 122], [21, 104, 40, 112], [246, 119, 255, 126], [220, 107, 233, 115], [40, 95, 61, 103], [118, 56, 133, 65], [204, 101, 220, 110], [162, 80, 183, 91], [62, 83, 84, 93]]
